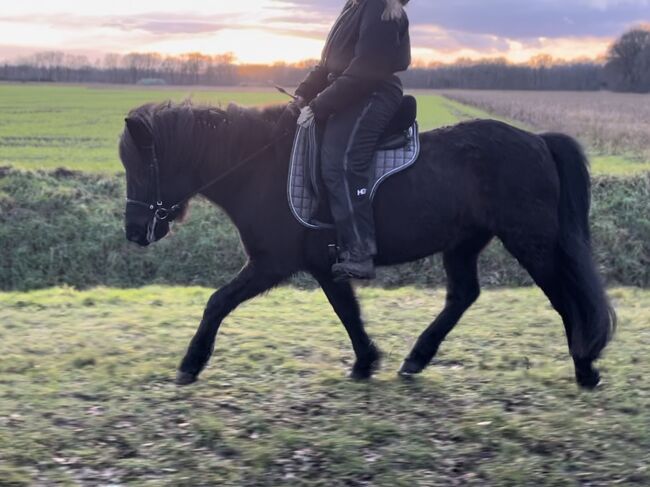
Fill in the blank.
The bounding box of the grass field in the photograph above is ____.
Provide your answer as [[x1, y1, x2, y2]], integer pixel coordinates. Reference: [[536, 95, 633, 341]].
[[0, 83, 493, 174], [0, 286, 648, 486], [0, 84, 289, 174], [2, 83, 647, 175], [1, 82, 649, 485]]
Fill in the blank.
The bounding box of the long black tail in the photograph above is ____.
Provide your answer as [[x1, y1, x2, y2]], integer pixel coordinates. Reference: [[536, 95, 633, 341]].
[[542, 133, 616, 360]]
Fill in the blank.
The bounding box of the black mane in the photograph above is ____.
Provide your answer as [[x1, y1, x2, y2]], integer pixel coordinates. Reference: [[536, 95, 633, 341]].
[[119, 100, 289, 180]]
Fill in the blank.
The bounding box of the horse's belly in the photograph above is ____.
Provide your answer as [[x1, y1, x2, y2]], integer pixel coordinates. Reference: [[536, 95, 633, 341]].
[[372, 163, 462, 265]]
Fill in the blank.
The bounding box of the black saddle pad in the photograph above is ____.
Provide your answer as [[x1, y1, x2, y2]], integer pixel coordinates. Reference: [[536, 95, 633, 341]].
[[288, 122, 420, 229]]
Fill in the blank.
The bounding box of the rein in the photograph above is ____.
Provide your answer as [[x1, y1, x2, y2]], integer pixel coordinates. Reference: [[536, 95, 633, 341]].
[[127, 124, 293, 243]]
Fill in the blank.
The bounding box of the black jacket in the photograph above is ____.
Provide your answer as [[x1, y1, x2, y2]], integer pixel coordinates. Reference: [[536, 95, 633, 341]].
[[296, 0, 411, 120]]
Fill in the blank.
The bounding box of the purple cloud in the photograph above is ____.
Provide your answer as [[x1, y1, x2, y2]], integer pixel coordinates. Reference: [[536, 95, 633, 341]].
[[288, 0, 649, 39]]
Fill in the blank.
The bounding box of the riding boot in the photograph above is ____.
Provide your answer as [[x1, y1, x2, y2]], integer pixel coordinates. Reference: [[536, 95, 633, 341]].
[[331, 201, 377, 281], [332, 239, 377, 281]]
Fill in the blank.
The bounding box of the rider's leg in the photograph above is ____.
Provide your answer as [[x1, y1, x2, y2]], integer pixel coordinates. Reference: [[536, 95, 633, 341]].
[[321, 82, 403, 280]]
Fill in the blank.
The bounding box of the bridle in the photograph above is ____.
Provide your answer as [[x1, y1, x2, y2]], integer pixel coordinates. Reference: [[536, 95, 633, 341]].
[[126, 143, 184, 244], [126, 122, 292, 244]]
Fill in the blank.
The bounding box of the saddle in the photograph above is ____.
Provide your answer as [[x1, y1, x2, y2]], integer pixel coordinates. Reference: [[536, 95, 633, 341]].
[[288, 95, 420, 229]]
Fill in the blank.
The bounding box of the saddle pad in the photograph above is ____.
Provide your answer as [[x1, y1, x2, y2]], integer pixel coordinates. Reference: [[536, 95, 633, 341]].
[[288, 122, 420, 230]]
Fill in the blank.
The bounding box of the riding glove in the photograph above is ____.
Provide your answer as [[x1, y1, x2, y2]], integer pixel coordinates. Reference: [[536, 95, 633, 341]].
[[297, 106, 316, 128]]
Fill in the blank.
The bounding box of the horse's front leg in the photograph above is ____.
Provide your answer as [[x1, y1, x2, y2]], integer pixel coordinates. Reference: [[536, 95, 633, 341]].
[[313, 271, 381, 379], [176, 263, 283, 385]]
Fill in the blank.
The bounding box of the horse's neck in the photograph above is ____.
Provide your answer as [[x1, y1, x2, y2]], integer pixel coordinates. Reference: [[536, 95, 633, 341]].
[[197, 125, 293, 228]]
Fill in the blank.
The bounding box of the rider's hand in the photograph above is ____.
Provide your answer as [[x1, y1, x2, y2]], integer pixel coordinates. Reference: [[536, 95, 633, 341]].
[[297, 106, 315, 128], [287, 96, 306, 117], [276, 96, 306, 137]]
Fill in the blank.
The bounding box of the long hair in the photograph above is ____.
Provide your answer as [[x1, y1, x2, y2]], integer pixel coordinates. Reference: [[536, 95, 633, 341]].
[[352, 0, 408, 21]]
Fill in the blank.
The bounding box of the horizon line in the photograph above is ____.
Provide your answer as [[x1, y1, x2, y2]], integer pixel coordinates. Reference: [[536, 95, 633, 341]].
[[1, 48, 609, 68]]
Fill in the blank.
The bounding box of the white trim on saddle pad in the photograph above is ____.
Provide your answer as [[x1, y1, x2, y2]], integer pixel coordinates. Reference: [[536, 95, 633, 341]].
[[287, 122, 421, 230]]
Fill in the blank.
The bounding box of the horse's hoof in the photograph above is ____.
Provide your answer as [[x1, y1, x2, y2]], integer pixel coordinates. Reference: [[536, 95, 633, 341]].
[[175, 370, 198, 386], [398, 359, 425, 378], [348, 368, 373, 380], [348, 346, 382, 380], [576, 369, 601, 390], [348, 360, 380, 381]]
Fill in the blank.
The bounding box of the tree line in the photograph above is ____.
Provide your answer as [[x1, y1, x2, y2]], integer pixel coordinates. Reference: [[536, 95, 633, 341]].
[[1, 28, 648, 92]]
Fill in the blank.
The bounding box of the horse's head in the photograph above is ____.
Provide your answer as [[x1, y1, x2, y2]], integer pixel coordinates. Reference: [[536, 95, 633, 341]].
[[119, 103, 191, 247], [119, 100, 284, 246]]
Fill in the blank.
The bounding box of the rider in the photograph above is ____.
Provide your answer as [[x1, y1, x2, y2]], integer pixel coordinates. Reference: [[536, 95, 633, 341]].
[[290, 0, 411, 281]]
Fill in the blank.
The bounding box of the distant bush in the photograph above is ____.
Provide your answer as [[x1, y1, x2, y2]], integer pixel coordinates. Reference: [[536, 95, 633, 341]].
[[136, 78, 167, 86], [0, 168, 648, 291]]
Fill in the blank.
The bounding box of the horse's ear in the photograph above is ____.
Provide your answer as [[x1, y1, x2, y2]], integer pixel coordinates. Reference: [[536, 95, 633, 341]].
[[124, 116, 153, 146]]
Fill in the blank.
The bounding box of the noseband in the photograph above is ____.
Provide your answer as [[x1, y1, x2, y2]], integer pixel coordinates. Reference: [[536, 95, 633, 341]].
[[126, 144, 184, 244]]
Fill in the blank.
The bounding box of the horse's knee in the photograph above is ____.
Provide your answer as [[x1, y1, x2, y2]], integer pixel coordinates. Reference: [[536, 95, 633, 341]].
[[449, 283, 480, 308], [465, 286, 481, 305], [204, 291, 224, 314]]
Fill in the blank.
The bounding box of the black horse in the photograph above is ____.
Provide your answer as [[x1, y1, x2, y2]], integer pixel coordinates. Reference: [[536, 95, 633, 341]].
[[119, 100, 615, 389]]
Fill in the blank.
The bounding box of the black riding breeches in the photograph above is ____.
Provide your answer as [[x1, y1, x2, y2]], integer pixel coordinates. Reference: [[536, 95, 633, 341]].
[[320, 81, 403, 255]]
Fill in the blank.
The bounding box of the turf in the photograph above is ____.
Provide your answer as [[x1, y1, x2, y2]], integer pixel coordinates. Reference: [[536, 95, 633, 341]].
[[0, 286, 648, 485], [0, 83, 526, 174], [590, 155, 650, 176], [1, 83, 646, 175], [0, 84, 289, 174]]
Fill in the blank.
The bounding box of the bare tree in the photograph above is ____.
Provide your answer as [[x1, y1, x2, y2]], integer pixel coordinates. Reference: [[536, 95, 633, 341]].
[[605, 27, 650, 93], [33, 51, 65, 69]]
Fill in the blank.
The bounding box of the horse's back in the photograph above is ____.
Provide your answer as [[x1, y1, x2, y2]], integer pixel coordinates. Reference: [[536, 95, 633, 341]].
[[372, 119, 560, 262]]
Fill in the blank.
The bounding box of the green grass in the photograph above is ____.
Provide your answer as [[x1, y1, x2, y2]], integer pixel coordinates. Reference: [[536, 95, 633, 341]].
[[0, 285, 648, 485], [1, 83, 646, 175], [412, 91, 504, 128], [0, 83, 521, 174], [590, 154, 650, 176], [0, 84, 290, 174]]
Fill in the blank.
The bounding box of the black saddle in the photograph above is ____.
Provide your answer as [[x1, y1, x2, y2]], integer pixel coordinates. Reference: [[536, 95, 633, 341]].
[[288, 96, 420, 229], [378, 95, 418, 150]]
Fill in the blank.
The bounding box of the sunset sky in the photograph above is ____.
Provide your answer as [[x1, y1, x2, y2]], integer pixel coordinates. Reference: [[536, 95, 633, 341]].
[[0, 0, 648, 64]]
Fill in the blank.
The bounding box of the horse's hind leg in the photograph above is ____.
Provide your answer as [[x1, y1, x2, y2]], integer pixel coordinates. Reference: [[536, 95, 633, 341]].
[[500, 236, 606, 389], [399, 233, 492, 376], [314, 272, 381, 379]]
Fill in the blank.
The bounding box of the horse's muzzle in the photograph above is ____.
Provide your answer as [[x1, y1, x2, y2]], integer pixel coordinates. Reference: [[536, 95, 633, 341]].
[[126, 225, 151, 247]]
